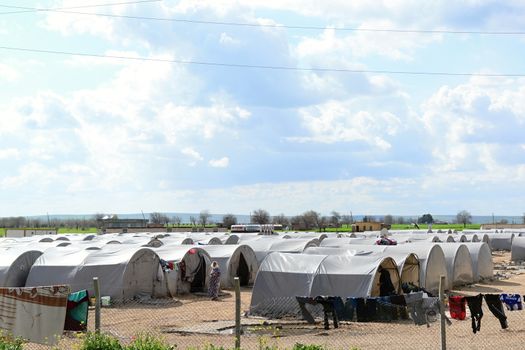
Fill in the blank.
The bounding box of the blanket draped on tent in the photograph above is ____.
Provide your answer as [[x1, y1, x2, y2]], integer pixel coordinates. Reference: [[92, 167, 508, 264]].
[[0, 285, 70, 345], [64, 289, 89, 332]]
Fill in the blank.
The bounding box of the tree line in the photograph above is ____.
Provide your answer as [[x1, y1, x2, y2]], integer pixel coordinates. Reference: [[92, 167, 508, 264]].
[[1, 209, 523, 230]]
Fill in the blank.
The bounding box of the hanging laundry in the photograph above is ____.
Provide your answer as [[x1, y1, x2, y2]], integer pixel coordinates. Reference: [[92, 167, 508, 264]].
[[404, 292, 426, 325], [365, 297, 379, 322], [390, 294, 409, 320], [342, 297, 356, 321], [465, 294, 483, 334], [500, 294, 523, 311], [484, 294, 508, 329], [64, 290, 89, 332], [448, 295, 467, 320], [352, 297, 368, 322]]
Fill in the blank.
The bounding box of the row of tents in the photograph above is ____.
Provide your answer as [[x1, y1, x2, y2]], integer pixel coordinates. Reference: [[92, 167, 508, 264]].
[[0, 229, 507, 312]]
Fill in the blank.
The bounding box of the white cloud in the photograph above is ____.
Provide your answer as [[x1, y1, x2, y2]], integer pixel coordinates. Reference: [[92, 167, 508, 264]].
[[219, 32, 241, 46], [209, 157, 229, 168], [421, 76, 525, 172], [181, 147, 203, 166], [289, 100, 403, 150]]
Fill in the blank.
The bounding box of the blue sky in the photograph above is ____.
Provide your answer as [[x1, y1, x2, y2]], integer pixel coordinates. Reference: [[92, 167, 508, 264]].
[[1, 0, 525, 217]]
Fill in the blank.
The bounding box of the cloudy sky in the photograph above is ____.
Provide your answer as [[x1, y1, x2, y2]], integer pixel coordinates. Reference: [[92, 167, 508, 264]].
[[1, 0, 525, 217]]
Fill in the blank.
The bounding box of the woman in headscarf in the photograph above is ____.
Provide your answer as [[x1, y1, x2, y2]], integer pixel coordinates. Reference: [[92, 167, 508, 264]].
[[208, 261, 221, 301]]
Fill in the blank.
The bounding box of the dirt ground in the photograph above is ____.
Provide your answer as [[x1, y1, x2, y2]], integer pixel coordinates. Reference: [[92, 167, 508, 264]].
[[42, 251, 525, 350]]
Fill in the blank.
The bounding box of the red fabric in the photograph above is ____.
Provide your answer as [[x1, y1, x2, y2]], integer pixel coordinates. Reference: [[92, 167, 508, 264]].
[[449, 296, 466, 320]]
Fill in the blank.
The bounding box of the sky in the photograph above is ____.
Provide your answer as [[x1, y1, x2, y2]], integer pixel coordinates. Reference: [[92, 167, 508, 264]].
[[1, 0, 525, 217]]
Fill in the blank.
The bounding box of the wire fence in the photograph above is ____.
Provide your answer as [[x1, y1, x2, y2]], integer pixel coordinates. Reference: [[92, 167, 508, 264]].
[[20, 282, 525, 350]]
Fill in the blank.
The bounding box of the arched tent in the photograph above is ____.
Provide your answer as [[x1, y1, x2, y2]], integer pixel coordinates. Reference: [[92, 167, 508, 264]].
[[486, 232, 514, 250], [222, 235, 239, 245], [463, 243, 493, 281], [26, 247, 97, 289], [391, 235, 440, 244], [245, 238, 319, 264], [463, 234, 480, 243], [161, 237, 194, 245], [319, 237, 368, 247], [304, 246, 420, 287], [153, 245, 212, 295], [200, 245, 258, 288], [434, 244, 474, 288], [377, 244, 448, 292], [249, 252, 399, 317], [511, 237, 525, 261], [0, 248, 42, 287], [283, 232, 329, 241], [75, 245, 165, 300], [195, 237, 222, 245], [27, 245, 167, 300]]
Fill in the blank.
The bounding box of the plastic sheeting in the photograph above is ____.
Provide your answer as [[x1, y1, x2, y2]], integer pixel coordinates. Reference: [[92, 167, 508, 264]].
[[511, 237, 525, 261], [200, 245, 259, 288], [304, 246, 420, 287], [250, 252, 399, 317], [0, 248, 42, 287], [245, 238, 320, 264], [26, 245, 166, 300], [463, 243, 493, 281], [487, 232, 514, 250], [434, 243, 474, 288]]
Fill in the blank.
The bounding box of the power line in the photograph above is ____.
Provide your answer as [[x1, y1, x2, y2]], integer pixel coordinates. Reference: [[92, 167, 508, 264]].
[[1, 45, 524, 77], [0, 3, 524, 35], [0, 0, 161, 15]]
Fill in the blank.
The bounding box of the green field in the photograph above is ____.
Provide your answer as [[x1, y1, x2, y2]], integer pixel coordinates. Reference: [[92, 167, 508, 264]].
[[389, 223, 481, 231]]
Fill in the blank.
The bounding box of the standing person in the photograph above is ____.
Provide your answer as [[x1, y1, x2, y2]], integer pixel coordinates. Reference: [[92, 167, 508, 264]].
[[378, 266, 396, 297], [208, 261, 221, 301]]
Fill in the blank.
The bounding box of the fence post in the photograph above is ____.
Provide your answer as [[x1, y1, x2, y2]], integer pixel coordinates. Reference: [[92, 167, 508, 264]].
[[93, 277, 101, 333], [439, 275, 446, 350], [234, 277, 241, 349]]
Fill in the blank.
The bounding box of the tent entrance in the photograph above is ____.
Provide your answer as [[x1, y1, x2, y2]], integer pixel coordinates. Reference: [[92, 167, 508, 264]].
[[237, 253, 250, 286], [190, 256, 206, 293]]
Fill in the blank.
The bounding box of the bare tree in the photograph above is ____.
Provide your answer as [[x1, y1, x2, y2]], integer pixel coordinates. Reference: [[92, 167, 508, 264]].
[[302, 210, 321, 231], [150, 212, 169, 225], [222, 214, 237, 229], [330, 211, 341, 228], [199, 210, 211, 227], [384, 215, 394, 226], [172, 216, 181, 227], [340, 215, 352, 227], [456, 210, 472, 228], [396, 216, 405, 225], [251, 209, 270, 225], [189, 216, 197, 226], [272, 214, 290, 228]]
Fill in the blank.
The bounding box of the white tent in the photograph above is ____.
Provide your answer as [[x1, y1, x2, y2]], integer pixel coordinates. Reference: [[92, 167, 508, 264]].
[[245, 238, 319, 264], [487, 232, 514, 250], [434, 243, 474, 288], [377, 244, 448, 292], [511, 237, 525, 261], [319, 237, 372, 247], [250, 252, 399, 317], [200, 245, 259, 289], [304, 246, 420, 287], [463, 243, 493, 281], [0, 248, 42, 287], [26, 245, 166, 300], [153, 245, 212, 295]]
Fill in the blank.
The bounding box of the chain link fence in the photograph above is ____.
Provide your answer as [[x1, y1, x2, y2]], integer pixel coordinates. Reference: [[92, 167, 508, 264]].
[[19, 282, 525, 350]]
